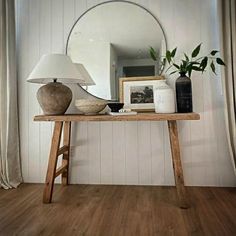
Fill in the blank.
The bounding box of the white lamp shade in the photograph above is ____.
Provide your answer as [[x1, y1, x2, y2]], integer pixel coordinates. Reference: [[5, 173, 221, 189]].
[[27, 54, 85, 84], [74, 63, 96, 86]]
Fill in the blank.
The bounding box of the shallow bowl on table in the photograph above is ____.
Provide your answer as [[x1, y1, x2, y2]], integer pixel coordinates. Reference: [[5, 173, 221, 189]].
[[75, 99, 107, 115], [107, 102, 124, 112]]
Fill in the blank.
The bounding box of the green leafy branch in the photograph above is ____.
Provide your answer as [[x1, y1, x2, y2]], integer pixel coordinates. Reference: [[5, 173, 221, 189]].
[[149, 44, 225, 78]]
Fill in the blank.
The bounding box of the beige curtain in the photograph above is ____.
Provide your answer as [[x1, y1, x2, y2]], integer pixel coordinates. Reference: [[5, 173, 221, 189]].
[[218, 0, 236, 174], [0, 0, 22, 188]]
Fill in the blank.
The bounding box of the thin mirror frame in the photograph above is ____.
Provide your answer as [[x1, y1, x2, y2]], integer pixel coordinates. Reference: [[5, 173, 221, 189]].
[[66, 0, 168, 101]]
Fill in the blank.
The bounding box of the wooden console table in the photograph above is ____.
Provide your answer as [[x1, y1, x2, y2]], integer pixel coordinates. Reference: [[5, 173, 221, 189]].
[[34, 112, 200, 208]]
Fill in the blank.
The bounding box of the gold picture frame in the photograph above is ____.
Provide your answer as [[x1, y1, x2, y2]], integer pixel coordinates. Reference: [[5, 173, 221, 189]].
[[119, 76, 164, 112]]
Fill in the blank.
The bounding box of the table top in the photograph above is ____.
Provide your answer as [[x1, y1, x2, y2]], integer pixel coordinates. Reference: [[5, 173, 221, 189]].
[[34, 112, 200, 122]]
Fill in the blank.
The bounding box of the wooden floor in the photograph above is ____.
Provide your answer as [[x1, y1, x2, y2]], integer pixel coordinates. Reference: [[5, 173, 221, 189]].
[[0, 184, 235, 236]]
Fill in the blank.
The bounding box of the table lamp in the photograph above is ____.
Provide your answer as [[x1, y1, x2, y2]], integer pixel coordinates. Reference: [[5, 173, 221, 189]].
[[74, 63, 95, 90], [27, 54, 85, 115]]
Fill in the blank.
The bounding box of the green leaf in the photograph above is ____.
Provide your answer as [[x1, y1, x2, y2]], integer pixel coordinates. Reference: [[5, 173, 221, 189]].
[[165, 64, 173, 73], [173, 63, 180, 69], [181, 60, 187, 69], [149, 47, 157, 61], [210, 61, 216, 74], [150, 52, 157, 61], [192, 66, 203, 71], [188, 69, 192, 78], [149, 46, 155, 53], [186, 63, 193, 71], [161, 58, 166, 65], [166, 50, 172, 63], [170, 70, 178, 75], [191, 62, 200, 65], [200, 57, 208, 71], [210, 50, 219, 56], [184, 53, 189, 61], [171, 47, 177, 57], [192, 43, 202, 58], [216, 57, 226, 66]]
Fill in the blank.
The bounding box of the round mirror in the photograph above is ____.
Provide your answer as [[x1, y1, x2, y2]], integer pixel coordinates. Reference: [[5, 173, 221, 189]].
[[66, 1, 167, 100]]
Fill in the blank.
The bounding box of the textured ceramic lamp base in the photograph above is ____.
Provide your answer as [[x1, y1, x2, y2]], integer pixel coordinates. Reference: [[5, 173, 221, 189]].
[[37, 82, 72, 115]]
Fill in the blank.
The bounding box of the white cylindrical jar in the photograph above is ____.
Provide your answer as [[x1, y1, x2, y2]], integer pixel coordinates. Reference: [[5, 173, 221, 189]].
[[154, 80, 175, 113]]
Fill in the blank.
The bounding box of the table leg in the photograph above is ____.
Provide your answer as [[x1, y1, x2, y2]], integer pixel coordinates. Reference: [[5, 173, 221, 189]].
[[62, 121, 71, 185], [167, 120, 189, 209], [43, 121, 63, 203]]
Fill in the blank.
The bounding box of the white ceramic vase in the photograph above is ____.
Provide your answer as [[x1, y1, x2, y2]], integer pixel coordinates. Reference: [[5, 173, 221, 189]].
[[154, 80, 175, 113]]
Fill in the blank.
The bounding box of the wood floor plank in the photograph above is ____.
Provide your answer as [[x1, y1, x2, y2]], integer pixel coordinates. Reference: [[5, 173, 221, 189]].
[[0, 184, 235, 236], [193, 187, 236, 236]]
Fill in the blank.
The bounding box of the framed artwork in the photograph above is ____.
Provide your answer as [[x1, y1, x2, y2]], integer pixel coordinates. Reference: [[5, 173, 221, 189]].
[[119, 76, 164, 112]]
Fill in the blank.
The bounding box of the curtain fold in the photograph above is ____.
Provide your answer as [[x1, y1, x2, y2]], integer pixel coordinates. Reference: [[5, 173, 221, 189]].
[[218, 0, 236, 175], [0, 0, 22, 188]]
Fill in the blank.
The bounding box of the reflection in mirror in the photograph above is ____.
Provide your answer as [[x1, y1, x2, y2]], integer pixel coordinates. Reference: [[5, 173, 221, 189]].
[[67, 1, 166, 100]]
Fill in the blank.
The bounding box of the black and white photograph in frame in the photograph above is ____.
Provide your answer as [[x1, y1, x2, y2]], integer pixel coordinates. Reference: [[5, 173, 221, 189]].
[[130, 85, 154, 104], [119, 76, 164, 111]]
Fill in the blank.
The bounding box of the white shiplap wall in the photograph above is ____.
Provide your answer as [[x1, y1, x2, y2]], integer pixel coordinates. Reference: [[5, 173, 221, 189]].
[[16, 0, 236, 186]]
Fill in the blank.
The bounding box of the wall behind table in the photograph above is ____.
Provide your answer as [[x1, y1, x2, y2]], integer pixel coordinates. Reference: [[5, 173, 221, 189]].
[[16, 0, 236, 186]]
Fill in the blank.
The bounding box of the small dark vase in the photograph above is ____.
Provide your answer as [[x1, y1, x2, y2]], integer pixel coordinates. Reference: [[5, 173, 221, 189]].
[[175, 73, 193, 113]]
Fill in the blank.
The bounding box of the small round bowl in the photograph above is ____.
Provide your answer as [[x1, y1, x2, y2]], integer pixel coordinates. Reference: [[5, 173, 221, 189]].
[[75, 99, 107, 115], [107, 102, 124, 112]]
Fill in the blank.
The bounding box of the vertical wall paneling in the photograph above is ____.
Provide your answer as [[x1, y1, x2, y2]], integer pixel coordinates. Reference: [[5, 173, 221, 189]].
[[63, 0, 74, 54], [70, 122, 89, 184], [16, 0, 236, 186], [88, 122, 101, 184], [137, 121, 152, 185], [112, 122, 126, 184], [150, 122, 165, 185], [100, 122, 113, 184], [51, 0, 63, 53], [125, 122, 139, 184], [28, 0, 41, 182], [87, 0, 99, 9], [75, 0, 87, 17]]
